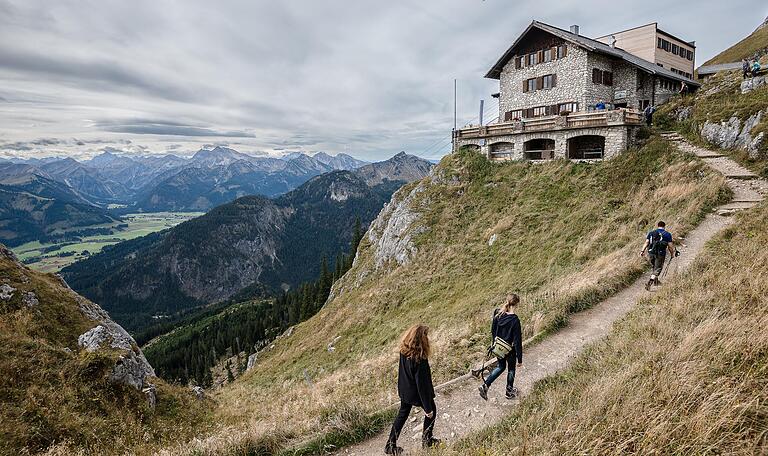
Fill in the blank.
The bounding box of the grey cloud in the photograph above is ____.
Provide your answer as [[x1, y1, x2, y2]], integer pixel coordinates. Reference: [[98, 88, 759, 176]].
[[94, 119, 255, 138]]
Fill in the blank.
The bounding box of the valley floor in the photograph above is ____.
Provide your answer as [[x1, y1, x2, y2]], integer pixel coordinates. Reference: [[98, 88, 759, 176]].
[[340, 137, 766, 455]]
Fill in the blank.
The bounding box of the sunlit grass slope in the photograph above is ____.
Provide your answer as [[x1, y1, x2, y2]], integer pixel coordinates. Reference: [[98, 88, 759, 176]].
[[440, 201, 768, 455], [175, 138, 728, 454]]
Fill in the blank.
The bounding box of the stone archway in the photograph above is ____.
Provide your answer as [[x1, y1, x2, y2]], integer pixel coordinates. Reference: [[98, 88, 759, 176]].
[[489, 142, 514, 160], [523, 138, 555, 160], [567, 135, 606, 159]]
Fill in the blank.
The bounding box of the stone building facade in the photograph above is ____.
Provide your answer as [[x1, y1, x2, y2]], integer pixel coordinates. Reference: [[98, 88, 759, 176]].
[[454, 20, 697, 162]]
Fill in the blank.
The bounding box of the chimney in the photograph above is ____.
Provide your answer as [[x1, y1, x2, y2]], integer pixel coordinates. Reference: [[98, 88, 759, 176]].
[[610, 35, 617, 48], [570, 24, 579, 35]]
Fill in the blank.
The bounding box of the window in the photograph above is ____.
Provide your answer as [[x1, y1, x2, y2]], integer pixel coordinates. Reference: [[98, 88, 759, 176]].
[[557, 44, 567, 58], [515, 56, 524, 69], [657, 37, 663, 49], [686, 50, 693, 61], [515, 45, 567, 71], [592, 68, 612, 86], [526, 78, 537, 92], [543, 74, 556, 89], [602, 71, 613, 86], [543, 48, 552, 63], [532, 106, 548, 117], [671, 43, 679, 54], [527, 53, 538, 66], [558, 102, 579, 113]]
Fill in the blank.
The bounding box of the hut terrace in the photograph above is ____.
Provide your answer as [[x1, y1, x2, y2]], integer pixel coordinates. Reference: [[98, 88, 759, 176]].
[[454, 20, 698, 161]]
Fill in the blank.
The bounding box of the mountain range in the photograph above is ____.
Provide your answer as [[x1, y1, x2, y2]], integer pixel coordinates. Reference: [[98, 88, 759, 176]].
[[0, 147, 372, 246], [61, 152, 433, 332]]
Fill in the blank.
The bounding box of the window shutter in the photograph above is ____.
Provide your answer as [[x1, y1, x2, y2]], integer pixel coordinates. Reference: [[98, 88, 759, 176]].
[[592, 68, 601, 84], [523, 79, 528, 92], [536, 77, 543, 90], [562, 45, 567, 57], [552, 74, 557, 87], [504, 111, 511, 122], [515, 57, 521, 69], [603, 71, 613, 86], [537, 50, 544, 63], [551, 46, 557, 60]]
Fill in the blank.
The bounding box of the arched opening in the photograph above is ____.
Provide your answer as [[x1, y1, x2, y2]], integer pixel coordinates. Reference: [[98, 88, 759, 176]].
[[460, 144, 481, 153], [567, 135, 605, 159], [523, 138, 555, 160], [489, 142, 514, 160]]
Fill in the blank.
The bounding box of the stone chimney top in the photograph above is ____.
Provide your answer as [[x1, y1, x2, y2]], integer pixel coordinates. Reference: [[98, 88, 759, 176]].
[[609, 35, 617, 48], [570, 24, 580, 35]]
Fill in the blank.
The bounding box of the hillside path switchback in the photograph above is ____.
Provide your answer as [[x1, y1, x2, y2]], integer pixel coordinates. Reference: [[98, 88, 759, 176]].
[[337, 135, 767, 455]]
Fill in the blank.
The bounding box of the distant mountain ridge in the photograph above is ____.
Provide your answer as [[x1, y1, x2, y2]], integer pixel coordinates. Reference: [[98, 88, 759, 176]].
[[61, 152, 434, 332]]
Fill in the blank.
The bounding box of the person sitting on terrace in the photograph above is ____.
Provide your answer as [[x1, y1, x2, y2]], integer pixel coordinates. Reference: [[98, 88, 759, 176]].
[[595, 99, 606, 110]]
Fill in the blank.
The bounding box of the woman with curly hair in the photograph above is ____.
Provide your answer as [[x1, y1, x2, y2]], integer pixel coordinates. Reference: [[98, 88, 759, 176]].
[[385, 324, 440, 455]]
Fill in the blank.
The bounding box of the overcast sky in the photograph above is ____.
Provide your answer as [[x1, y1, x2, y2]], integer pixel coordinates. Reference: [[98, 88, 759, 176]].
[[0, 0, 765, 161]]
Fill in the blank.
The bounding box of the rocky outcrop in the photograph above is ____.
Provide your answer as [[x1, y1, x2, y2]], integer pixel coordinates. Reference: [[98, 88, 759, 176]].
[[367, 183, 427, 269], [741, 76, 766, 94], [75, 293, 155, 390], [0, 283, 16, 300], [700, 110, 765, 159]]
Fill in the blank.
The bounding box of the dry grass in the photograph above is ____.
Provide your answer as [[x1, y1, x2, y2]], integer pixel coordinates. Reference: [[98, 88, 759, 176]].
[[435, 202, 768, 455], [158, 139, 728, 455], [0, 253, 211, 456]]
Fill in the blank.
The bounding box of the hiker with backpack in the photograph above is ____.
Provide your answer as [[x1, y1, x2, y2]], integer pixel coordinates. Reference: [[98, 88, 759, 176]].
[[643, 105, 656, 127], [478, 294, 523, 401], [385, 324, 441, 455], [640, 221, 675, 290]]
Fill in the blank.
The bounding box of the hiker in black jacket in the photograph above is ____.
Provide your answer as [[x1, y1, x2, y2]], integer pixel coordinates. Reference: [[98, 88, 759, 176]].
[[385, 324, 441, 455], [478, 294, 523, 401]]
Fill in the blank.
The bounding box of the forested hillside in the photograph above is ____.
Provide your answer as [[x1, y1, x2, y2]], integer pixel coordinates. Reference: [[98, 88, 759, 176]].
[[62, 153, 432, 332], [164, 139, 728, 454]]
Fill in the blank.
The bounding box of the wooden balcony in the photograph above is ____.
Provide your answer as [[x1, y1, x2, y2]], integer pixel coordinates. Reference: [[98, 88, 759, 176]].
[[454, 109, 643, 140]]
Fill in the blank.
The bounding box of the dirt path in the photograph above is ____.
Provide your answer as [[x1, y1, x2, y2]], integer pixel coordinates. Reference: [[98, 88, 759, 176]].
[[338, 136, 766, 456]]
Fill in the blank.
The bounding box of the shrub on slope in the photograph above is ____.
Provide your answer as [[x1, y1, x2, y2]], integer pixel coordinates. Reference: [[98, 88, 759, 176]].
[[441, 202, 768, 455], [172, 139, 727, 454]]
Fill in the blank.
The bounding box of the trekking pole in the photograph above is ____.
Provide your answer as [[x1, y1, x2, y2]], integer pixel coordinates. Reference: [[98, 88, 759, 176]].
[[661, 249, 679, 279]]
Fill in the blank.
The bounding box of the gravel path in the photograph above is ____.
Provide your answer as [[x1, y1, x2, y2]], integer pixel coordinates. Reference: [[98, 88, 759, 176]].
[[339, 137, 766, 455]]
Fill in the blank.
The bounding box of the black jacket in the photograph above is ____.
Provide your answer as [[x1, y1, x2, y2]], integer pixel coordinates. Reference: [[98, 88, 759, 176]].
[[491, 310, 523, 363], [397, 354, 435, 412]]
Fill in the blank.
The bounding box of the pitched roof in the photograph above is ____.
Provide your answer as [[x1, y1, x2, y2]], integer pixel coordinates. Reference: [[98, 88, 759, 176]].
[[697, 62, 742, 75], [485, 20, 699, 86]]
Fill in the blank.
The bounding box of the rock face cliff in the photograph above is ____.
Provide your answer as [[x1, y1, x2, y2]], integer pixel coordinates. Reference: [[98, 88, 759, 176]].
[[700, 110, 765, 159]]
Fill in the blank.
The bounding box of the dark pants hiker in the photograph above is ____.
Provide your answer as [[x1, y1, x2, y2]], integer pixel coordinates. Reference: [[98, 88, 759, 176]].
[[485, 356, 516, 395], [387, 399, 437, 446], [649, 253, 665, 278]]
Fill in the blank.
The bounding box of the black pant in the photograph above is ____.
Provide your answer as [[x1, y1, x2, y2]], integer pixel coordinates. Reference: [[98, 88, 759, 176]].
[[649, 253, 665, 278], [387, 399, 436, 446]]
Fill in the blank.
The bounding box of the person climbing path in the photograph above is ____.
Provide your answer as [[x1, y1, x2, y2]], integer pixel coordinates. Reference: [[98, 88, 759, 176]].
[[478, 294, 523, 401], [338, 136, 766, 456], [641, 221, 675, 291]]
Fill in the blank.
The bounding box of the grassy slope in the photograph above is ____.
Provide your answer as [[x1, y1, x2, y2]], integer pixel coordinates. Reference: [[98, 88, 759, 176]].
[[441, 201, 768, 456], [167, 139, 728, 454], [703, 23, 768, 65], [0, 250, 209, 455], [656, 72, 768, 176]]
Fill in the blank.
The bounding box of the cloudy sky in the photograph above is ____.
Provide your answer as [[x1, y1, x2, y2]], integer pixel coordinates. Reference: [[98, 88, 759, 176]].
[[0, 0, 764, 161]]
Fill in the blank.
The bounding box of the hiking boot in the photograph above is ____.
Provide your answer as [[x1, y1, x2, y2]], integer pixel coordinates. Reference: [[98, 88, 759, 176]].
[[422, 437, 442, 449], [384, 442, 404, 455], [478, 383, 489, 401], [505, 387, 519, 400], [645, 279, 653, 291]]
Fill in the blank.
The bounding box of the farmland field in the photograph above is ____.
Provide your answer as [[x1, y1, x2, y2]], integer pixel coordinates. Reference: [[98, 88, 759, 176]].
[[12, 212, 202, 273]]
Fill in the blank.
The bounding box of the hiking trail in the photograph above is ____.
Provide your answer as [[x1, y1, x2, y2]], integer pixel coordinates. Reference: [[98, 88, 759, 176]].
[[337, 135, 767, 455]]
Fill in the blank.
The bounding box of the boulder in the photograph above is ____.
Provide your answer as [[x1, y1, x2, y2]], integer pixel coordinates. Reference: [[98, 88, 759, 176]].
[[741, 76, 766, 94], [22, 291, 39, 308], [0, 283, 16, 301], [246, 353, 258, 371], [700, 110, 765, 159], [191, 386, 205, 400]]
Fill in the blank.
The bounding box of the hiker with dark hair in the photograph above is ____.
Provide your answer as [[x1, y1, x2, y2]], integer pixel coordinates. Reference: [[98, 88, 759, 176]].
[[743, 59, 751, 79], [641, 221, 675, 290], [385, 324, 440, 455], [478, 294, 523, 401]]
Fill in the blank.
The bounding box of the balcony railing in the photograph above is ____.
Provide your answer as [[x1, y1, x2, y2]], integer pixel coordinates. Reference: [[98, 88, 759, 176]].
[[454, 108, 643, 140]]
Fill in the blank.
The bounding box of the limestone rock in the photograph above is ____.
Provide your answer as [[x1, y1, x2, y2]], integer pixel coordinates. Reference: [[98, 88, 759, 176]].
[[674, 105, 693, 121], [192, 386, 205, 400], [741, 76, 766, 94], [75, 293, 155, 390], [0, 283, 16, 300], [22, 291, 39, 308], [143, 384, 157, 409], [246, 353, 258, 371], [488, 233, 498, 246], [368, 183, 426, 269], [700, 110, 765, 158]]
